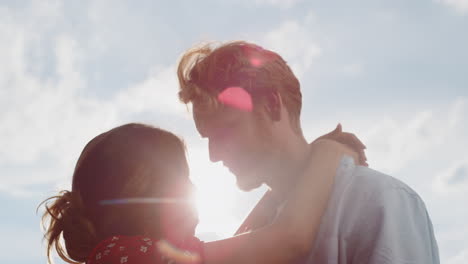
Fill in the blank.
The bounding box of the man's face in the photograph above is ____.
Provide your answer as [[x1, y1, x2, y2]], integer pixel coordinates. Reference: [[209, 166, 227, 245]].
[[193, 102, 276, 191]]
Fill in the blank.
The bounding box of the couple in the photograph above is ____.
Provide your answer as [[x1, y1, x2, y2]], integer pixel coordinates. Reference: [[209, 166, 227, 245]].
[[40, 41, 439, 264]]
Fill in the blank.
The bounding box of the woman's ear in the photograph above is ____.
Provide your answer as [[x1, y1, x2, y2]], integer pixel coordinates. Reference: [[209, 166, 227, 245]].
[[264, 91, 282, 121]]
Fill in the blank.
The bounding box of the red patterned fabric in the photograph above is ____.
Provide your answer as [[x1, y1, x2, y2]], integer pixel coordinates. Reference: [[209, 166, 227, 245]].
[[87, 235, 203, 264], [87, 236, 159, 264]]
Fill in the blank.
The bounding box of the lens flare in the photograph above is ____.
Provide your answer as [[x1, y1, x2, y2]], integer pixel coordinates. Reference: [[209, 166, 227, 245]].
[[99, 197, 191, 205], [217, 87, 253, 112], [157, 240, 201, 264], [249, 57, 263, 67]]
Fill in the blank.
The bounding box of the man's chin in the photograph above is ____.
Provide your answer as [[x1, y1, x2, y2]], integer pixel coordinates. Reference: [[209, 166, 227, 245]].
[[236, 178, 262, 192]]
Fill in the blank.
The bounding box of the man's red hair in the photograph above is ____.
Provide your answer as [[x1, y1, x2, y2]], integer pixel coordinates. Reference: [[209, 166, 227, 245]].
[[177, 41, 302, 131]]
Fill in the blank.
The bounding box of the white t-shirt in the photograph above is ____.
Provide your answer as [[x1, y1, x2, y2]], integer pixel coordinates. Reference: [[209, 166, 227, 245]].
[[286, 156, 440, 264]]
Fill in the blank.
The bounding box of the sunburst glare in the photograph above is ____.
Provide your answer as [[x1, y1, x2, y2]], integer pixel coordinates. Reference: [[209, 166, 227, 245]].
[[187, 148, 242, 239]]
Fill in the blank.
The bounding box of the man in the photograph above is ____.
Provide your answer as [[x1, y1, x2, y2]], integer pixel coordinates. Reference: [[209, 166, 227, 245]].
[[177, 41, 439, 263]]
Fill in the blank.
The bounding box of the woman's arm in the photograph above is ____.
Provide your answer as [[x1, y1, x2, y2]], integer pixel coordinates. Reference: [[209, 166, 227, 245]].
[[274, 139, 359, 252], [200, 139, 357, 264], [157, 125, 366, 264]]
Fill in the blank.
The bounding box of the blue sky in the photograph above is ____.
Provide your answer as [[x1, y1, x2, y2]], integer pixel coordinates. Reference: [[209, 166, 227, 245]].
[[0, 0, 467, 263]]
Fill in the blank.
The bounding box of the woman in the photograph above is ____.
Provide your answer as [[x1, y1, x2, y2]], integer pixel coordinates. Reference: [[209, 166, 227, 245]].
[[40, 123, 366, 264]]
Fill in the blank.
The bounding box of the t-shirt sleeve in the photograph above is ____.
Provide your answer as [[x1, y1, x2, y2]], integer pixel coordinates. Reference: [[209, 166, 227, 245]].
[[351, 187, 440, 264]]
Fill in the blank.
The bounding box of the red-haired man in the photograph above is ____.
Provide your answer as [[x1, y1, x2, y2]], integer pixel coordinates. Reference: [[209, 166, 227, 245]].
[[177, 41, 439, 263]]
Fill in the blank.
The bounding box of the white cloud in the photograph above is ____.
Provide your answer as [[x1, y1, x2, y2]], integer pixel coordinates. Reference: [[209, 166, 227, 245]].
[[302, 103, 452, 178], [360, 98, 468, 175], [0, 1, 188, 195], [342, 62, 364, 76], [0, 29, 118, 187], [114, 65, 187, 117], [437, 0, 468, 14], [433, 158, 468, 194], [447, 247, 468, 264], [258, 17, 321, 78], [363, 110, 444, 173], [0, 4, 95, 165], [0, 227, 43, 261], [253, 0, 303, 8]]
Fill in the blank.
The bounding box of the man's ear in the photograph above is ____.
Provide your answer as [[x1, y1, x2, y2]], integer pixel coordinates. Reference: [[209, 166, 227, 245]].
[[264, 91, 282, 121]]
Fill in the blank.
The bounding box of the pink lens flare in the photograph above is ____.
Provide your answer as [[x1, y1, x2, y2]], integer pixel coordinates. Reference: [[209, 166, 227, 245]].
[[217, 87, 253, 112], [249, 57, 263, 67]]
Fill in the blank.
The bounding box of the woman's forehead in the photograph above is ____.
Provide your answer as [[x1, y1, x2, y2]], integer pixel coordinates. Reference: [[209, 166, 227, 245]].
[[171, 177, 195, 195]]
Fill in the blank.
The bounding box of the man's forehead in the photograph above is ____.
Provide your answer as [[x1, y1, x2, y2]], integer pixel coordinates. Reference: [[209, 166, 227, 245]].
[[192, 102, 243, 136], [193, 103, 223, 129]]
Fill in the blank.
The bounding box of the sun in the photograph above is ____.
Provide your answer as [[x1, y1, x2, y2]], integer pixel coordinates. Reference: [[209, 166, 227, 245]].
[[187, 151, 241, 240], [192, 168, 240, 239], [186, 146, 268, 240]]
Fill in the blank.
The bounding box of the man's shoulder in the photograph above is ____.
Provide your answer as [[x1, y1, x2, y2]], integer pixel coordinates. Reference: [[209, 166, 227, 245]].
[[300, 154, 419, 203], [331, 162, 433, 236], [330, 159, 428, 223], [308, 158, 440, 263], [336, 159, 421, 203]]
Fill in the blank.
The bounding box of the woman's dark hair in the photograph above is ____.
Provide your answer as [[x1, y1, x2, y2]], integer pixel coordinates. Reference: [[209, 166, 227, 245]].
[[39, 123, 190, 264]]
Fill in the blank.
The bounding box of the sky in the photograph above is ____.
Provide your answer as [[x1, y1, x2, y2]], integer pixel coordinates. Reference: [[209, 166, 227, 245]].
[[0, 0, 467, 263]]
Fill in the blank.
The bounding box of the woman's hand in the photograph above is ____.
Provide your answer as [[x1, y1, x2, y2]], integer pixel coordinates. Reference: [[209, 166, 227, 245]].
[[313, 124, 368, 167], [156, 239, 202, 264]]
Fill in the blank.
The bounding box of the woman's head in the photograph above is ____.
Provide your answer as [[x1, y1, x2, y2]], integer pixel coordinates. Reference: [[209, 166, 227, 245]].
[[40, 123, 197, 264]]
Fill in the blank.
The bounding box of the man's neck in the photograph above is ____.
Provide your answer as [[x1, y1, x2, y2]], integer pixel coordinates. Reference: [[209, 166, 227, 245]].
[[264, 133, 310, 202]]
